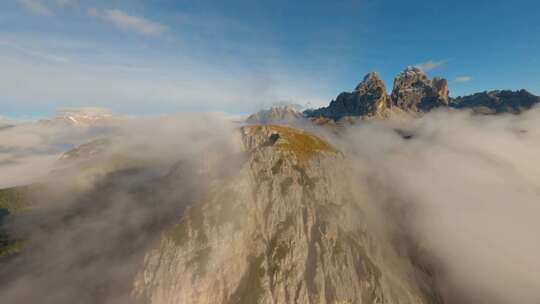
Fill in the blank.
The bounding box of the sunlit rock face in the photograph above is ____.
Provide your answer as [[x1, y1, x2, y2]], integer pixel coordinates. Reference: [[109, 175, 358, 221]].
[[305, 72, 391, 120], [302, 67, 540, 123], [390, 67, 449, 112], [304, 69, 451, 122], [246, 105, 305, 125], [132, 125, 439, 304]]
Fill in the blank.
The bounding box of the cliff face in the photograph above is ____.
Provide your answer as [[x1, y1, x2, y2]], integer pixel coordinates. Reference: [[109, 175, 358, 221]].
[[390, 67, 449, 112], [304, 67, 538, 122], [305, 72, 391, 120], [305, 68, 450, 121], [132, 125, 439, 304]]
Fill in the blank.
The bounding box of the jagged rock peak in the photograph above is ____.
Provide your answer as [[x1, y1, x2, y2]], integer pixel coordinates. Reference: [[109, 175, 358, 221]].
[[304, 72, 390, 120], [432, 77, 450, 101], [403, 65, 428, 76], [354, 72, 386, 92], [305, 66, 538, 123], [391, 67, 449, 112]]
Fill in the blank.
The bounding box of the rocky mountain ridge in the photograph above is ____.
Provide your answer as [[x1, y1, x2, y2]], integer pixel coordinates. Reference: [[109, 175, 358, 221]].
[[303, 67, 539, 121], [246, 105, 305, 124], [390, 67, 449, 112], [450, 89, 540, 114], [303, 72, 392, 120], [132, 125, 441, 304]]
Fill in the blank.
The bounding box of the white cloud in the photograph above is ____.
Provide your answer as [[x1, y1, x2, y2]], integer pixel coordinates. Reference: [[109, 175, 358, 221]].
[[0, 35, 326, 114], [89, 8, 167, 36], [16, 0, 53, 16], [413, 59, 447, 72], [342, 109, 540, 303], [455, 75, 473, 82]]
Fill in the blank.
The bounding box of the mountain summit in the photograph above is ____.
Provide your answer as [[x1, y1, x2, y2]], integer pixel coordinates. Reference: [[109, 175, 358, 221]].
[[304, 72, 390, 119], [390, 66, 449, 112], [246, 105, 304, 124], [305, 67, 538, 121]]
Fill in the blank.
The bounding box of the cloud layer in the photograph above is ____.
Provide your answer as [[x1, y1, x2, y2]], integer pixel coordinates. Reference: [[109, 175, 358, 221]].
[[0, 38, 326, 115], [455, 75, 473, 82], [1, 107, 539, 303], [89, 8, 167, 36], [0, 113, 241, 304], [337, 108, 540, 303], [412, 59, 447, 72]]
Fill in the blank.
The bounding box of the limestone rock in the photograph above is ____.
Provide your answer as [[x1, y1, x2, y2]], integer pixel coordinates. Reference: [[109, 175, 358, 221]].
[[390, 67, 449, 112], [305, 72, 391, 120], [302, 67, 539, 123], [132, 125, 440, 304], [246, 105, 305, 124]]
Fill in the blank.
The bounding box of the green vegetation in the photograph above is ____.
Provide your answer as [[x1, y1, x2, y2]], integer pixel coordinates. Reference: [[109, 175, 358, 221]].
[[247, 124, 338, 162], [267, 124, 337, 162], [0, 186, 31, 215], [0, 236, 26, 258], [0, 186, 31, 258]]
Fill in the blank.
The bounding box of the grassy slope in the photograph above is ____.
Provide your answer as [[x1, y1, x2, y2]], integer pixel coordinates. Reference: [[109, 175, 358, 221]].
[[247, 124, 338, 163], [0, 186, 31, 258]]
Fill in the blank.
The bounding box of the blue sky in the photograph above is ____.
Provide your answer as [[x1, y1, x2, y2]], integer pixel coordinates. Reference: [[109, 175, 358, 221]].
[[1, 0, 539, 117]]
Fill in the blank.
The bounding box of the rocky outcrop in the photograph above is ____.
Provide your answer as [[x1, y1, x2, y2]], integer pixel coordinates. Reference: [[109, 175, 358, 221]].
[[59, 138, 112, 161], [246, 105, 305, 124], [304, 69, 449, 121], [304, 66, 539, 122], [450, 89, 540, 114], [390, 67, 449, 112], [304, 72, 391, 120], [132, 125, 440, 304]]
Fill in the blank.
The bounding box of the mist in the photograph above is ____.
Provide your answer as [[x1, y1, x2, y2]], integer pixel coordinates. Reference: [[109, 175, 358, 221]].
[[0, 113, 243, 304], [1, 107, 539, 303], [335, 108, 540, 303], [0, 117, 118, 188]]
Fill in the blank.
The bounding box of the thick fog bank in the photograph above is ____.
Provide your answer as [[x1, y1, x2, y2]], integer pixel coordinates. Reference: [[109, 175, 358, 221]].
[[1, 107, 539, 303], [0, 114, 242, 304], [337, 108, 540, 303]]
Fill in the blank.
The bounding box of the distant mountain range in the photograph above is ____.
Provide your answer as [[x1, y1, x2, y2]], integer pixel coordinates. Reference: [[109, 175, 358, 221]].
[[305, 67, 539, 120], [248, 67, 539, 124], [38, 108, 113, 127], [1, 69, 538, 304]]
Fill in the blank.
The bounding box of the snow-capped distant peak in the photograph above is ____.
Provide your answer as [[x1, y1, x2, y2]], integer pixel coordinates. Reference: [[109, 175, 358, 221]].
[[39, 107, 113, 127]]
